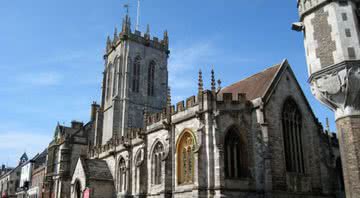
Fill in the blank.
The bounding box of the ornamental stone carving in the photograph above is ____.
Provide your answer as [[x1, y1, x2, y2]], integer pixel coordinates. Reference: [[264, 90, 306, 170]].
[[310, 64, 360, 119]]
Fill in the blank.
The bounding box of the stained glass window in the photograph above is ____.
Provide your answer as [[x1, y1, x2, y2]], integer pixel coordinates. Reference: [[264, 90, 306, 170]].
[[177, 131, 194, 184]]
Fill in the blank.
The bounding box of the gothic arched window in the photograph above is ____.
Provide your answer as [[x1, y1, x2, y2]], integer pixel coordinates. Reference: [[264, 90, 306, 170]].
[[177, 131, 195, 185], [147, 61, 155, 96], [117, 157, 127, 192], [224, 127, 248, 179], [132, 56, 141, 93], [106, 63, 113, 100], [151, 141, 164, 185], [282, 98, 305, 174], [112, 58, 118, 96]]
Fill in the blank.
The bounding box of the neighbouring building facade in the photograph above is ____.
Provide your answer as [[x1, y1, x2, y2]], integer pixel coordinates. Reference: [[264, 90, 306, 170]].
[[43, 118, 96, 198], [66, 14, 344, 197], [28, 150, 48, 198], [0, 154, 28, 198], [293, 0, 360, 197]]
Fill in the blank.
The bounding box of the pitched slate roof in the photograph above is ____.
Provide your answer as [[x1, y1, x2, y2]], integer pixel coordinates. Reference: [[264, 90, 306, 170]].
[[81, 158, 113, 181], [220, 62, 282, 101]]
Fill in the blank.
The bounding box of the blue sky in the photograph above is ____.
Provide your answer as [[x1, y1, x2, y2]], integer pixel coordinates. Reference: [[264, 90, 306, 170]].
[[0, 0, 335, 166]]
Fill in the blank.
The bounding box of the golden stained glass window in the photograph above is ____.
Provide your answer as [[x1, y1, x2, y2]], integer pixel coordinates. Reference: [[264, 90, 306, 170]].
[[177, 131, 194, 185]]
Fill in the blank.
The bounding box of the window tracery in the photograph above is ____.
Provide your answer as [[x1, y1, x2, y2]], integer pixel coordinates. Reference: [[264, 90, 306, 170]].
[[132, 56, 141, 93], [177, 131, 195, 184], [118, 157, 127, 192], [224, 127, 248, 179], [282, 98, 305, 174], [147, 61, 155, 96], [152, 142, 164, 185]]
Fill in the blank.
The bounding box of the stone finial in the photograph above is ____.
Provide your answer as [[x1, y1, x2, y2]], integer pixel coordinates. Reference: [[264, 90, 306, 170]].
[[198, 70, 203, 94], [211, 68, 216, 92], [122, 15, 131, 33], [163, 30, 169, 47], [145, 24, 150, 40], [146, 24, 150, 35], [217, 79, 222, 92], [106, 36, 112, 52], [113, 27, 119, 43], [326, 117, 330, 133]]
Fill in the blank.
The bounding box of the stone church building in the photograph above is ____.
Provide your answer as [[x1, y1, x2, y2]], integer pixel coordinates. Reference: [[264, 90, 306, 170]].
[[65, 15, 344, 198]]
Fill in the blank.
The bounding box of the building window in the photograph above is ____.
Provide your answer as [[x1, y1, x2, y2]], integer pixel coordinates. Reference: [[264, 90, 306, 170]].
[[339, 1, 348, 6], [177, 131, 195, 185], [348, 47, 356, 59], [151, 142, 164, 185], [106, 64, 113, 100], [147, 61, 155, 96], [132, 56, 141, 93], [117, 157, 127, 192], [342, 13, 348, 21], [113, 58, 118, 96], [282, 98, 305, 174], [345, 29, 351, 37], [224, 127, 248, 179]]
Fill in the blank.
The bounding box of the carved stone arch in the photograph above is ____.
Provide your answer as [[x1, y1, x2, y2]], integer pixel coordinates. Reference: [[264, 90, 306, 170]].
[[117, 151, 130, 168], [149, 138, 166, 160], [218, 123, 247, 147], [134, 144, 145, 167], [175, 129, 198, 153], [281, 96, 303, 117]]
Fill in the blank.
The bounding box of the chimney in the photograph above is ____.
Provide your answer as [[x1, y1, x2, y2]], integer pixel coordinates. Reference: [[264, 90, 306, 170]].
[[71, 120, 83, 129], [91, 102, 100, 121]]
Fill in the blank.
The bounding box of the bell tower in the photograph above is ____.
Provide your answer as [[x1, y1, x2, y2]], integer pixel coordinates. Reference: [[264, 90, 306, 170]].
[[95, 14, 169, 145], [293, 0, 360, 197]]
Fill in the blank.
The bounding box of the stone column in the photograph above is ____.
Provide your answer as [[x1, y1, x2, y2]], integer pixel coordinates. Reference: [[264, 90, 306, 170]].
[[336, 116, 360, 198]]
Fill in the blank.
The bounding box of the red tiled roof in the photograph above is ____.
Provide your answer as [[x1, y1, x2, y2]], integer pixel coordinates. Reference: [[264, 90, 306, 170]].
[[220, 64, 282, 100]]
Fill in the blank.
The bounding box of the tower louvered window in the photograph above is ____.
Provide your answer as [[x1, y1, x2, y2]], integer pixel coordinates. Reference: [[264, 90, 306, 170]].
[[112, 58, 118, 96], [152, 142, 164, 185], [132, 57, 141, 93], [106, 64, 113, 100], [177, 131, 195, 184], [118, 157, 127, 192], [282, 98, 305, 174], [224, 127, 248, 179], [148, 61, 155, 96]]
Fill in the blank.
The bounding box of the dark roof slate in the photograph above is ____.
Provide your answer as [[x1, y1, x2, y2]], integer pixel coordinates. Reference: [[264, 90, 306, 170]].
[[81, 158, 113, 181], [220, 63, 282, 100]]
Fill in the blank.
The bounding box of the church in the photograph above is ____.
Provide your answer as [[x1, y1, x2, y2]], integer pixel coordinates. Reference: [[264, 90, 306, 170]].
[[62, 14, 345, 198]]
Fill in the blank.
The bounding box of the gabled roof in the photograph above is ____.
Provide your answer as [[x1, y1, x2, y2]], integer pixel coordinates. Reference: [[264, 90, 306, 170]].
[[220, 62, 283, 101], [220, 59, 318, 122], [79, 158, 113, 181]]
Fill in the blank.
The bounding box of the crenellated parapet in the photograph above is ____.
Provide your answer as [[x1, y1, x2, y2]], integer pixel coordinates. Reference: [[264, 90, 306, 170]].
[[297, 0, 329, 19], [88, 127, 144, 158], [104, 15, 169, 57]]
